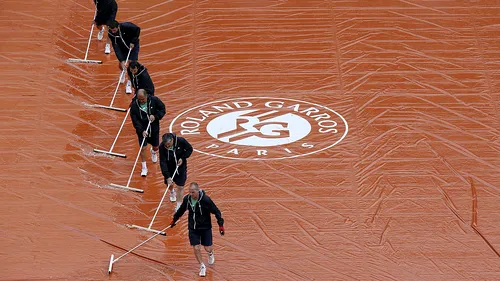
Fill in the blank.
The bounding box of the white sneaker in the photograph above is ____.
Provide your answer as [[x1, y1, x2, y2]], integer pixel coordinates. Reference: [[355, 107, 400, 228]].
[[120, 74, 126, 84], [208, 251, 215, 265], [150, 147, 158, 162], [169, 189, 176, 202], [141, 166, 148, 177], [126, 80, 133, 94], [199, 264, 206, 277], [105, 43, 111, 54], [97, 27, 104, 40]]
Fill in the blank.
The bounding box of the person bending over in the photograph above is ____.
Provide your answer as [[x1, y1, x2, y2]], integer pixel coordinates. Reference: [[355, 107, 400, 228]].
[[126, 61, 154, 95], [108, 20, 140, 92], [159, 133, 193, 211], [129, 89, 165, 176]]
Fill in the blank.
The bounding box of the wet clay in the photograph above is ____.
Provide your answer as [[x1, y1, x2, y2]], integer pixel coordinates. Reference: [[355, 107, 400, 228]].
[[1, 0, 499, 280]]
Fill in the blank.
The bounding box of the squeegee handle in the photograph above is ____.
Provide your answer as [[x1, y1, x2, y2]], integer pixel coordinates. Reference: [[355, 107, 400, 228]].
[[147, 165, 179, 229], [109, 108, 131, 152], [124, 121, 151, 188], [84, 9, 98, 61], [113, 225, 172, 263]]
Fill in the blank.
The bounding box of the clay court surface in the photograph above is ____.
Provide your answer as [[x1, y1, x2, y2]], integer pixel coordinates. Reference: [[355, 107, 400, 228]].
[[2, 0, 500, 280]]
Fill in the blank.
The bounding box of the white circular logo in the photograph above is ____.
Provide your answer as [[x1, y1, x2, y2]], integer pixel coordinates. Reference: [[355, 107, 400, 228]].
[[206, 110, 311, 147], [169, 97, 348, 160]]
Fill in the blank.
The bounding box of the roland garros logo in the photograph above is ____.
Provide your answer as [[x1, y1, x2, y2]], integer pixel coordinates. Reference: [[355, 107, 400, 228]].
[[169, 97, 348, 160]]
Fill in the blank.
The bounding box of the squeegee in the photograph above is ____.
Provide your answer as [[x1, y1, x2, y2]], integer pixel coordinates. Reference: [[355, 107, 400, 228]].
[[67, 10, 102, 64], [126, 166, 179, 235], [108, 121, 151, 193], [93, 108, 130, 158]]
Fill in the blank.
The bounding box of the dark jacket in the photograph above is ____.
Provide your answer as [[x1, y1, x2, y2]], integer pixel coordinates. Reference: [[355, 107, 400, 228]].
[[127, 63, 155, 96], [159, 134, 193, 179], [130, 96, 165, 135], [94, 0, 116, 12], [94, 0, 114, 6], [108, 22, 140, 59], [93, 0, 117, 25], [173, 190, 224, 230]]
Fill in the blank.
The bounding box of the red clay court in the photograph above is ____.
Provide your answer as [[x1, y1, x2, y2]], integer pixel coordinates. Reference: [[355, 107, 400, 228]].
[[1, 0, 500, 280]]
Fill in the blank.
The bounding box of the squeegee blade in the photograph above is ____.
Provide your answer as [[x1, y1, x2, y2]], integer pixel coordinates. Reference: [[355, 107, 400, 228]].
[[93, 149, 127, 158], [107, 254, 114, 274], [109, 183, 144, 193], [67, 58, 102, 64]]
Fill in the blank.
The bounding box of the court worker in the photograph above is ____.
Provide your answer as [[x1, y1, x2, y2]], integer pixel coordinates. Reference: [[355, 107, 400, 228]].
[[126, 61, 155, 95], [159, 133, 193, 211], [170, 182, 225, 277], [108, 20, 141, 91], [93, 0, 118, 54], [130, 89, 166, 176]]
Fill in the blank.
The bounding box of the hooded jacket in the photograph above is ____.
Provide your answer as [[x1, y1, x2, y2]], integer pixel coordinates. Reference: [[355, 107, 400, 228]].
[[127, 63, 155, 96], [130, 95, 165, 135], [159, 134, 193, 179], [173, 189, 224, 230], [108, 22, 140, 60]]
